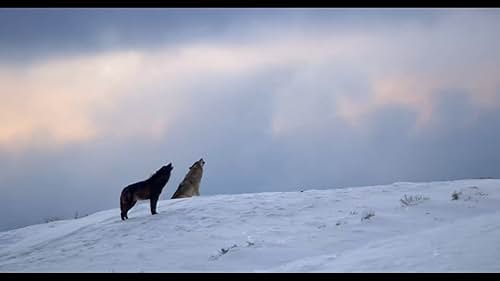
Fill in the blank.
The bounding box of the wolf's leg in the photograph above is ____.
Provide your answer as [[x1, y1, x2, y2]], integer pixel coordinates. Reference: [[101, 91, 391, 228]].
[[129, 199, 137, 209], [150, 196, 159, 215]]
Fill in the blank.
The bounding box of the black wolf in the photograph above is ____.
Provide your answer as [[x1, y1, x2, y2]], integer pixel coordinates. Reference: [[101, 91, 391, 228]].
[[120, 163, 173, 220]]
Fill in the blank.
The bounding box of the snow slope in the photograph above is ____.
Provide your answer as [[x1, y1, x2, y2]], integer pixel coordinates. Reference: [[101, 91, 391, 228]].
[[1, 179, 499, 272]]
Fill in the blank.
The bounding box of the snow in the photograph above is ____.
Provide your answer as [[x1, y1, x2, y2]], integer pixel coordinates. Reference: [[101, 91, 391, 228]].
[[1, 179, 499, 272]]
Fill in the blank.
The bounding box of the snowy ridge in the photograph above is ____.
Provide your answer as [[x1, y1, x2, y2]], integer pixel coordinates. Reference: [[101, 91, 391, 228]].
[[1, 179, 499, 272]]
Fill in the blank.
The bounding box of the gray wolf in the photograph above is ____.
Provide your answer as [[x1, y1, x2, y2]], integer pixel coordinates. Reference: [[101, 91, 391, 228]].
[[171, 158, 205, 199]]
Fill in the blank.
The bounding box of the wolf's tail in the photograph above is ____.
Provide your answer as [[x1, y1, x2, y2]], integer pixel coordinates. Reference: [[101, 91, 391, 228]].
[[171, 184, 184, 199], [171, 190, 179, 199], [120, 190, 126, 209], [120, 188, 131, 220]]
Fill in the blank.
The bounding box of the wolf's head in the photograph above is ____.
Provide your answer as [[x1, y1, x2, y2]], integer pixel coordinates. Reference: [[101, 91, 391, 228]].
[[148, 162, 173, 183], [156, 162, 173, 178], [190, 158, 205, 170]]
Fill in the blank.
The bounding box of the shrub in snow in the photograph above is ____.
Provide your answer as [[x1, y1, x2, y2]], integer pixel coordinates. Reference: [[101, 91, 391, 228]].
[[74, 211, 89, 219], [451, 187, 487, 202], [246, 236, 255, 247], [361, 210, 375, 221], [209, 238, 258, 261], [220, 244, 237, 254], [44, 216, 62, 223], [400, 194, 430, 206], [336, 219, 348, 226], [209, 244, 238, 261]]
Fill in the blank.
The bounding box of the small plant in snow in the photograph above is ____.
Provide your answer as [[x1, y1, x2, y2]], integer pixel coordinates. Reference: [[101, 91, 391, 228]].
[[246, 236, 255, 247], [73, 211, 89, 220], [209, 244, 238, 261], [451, 191, 461, 200], [209, 238, 257, 261], [361, 210, 375, 221], [451, 187, 487, 202], [220, 244, 237, 254], [476, 191, 488, 196], [400, 194, 429, 206], [336, 219, 347, 226], [44, 216, 62, 223]]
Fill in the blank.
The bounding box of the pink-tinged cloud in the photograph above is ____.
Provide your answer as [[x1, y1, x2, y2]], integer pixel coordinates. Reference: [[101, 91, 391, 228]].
[[1, 10, 499, 149]]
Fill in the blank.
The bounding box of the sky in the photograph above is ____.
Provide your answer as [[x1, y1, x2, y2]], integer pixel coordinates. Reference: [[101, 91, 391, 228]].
[[1, 8, 500, 231]]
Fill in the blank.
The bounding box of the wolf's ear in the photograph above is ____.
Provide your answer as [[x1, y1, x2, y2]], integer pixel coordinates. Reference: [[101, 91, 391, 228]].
[[167, 162, 173, 168]]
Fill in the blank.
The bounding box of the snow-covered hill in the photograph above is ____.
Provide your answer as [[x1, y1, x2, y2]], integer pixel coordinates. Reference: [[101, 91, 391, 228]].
[[1, 179, 499, 272]]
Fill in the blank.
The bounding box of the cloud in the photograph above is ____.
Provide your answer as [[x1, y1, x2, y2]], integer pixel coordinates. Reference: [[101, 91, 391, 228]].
[[0, 30, 363, 150], [2, 10, 500, 151], [267, 11, 500, 137], [0, 51, 144, 149]]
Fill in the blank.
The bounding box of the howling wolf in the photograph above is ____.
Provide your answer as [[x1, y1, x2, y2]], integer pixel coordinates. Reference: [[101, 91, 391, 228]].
[[171, 158, 205, 199], [120, 163, 173, 220]]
